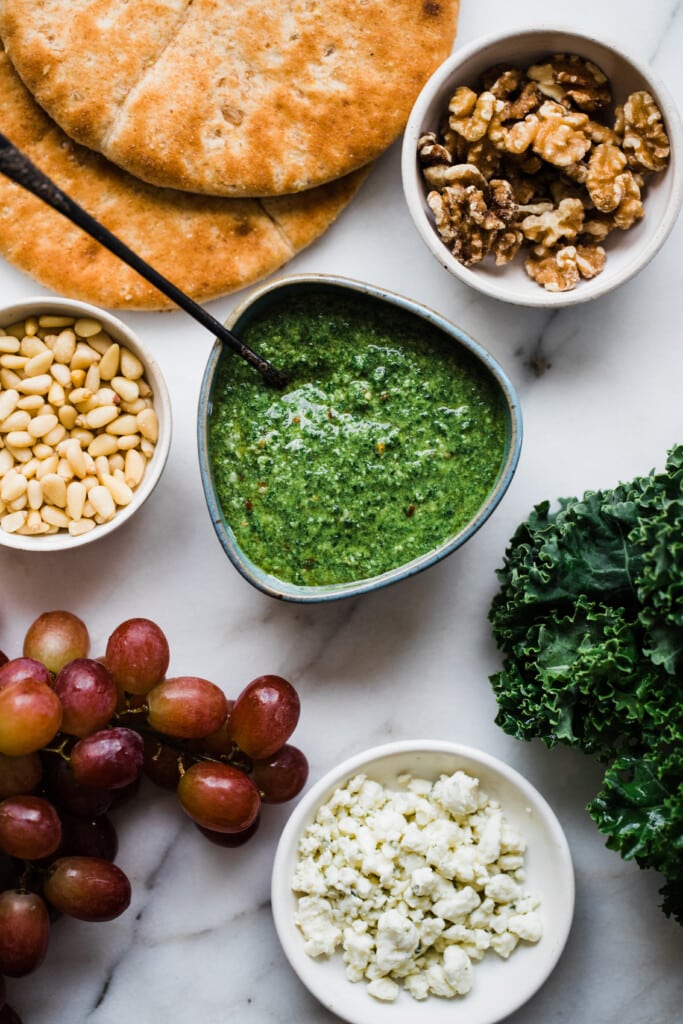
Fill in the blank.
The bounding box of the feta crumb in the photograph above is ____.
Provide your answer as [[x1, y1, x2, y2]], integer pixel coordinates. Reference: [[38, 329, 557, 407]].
[[291, 767, 543, 1002]]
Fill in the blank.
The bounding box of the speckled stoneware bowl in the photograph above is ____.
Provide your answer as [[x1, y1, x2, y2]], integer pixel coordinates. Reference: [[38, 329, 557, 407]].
[[271, 739, 575, 1024], [197, 274, 522, 602], [402, 26, 683, 308], [0, 295, 171, 552]]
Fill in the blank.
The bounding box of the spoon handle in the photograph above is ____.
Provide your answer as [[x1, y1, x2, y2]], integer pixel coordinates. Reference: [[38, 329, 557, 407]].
[[0, 132, 287, 388]]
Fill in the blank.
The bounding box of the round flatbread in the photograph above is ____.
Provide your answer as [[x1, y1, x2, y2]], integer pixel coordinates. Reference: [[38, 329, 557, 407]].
[[0, 49, 370, 310], [0, 0, 459, 197]]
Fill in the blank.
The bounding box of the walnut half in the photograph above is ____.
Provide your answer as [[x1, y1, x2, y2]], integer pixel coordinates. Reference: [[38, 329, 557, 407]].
[[416, 55, 671, 293]]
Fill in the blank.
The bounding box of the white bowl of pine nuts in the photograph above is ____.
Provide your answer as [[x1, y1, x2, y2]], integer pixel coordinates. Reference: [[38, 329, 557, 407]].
[[0, 296, 171, 550]]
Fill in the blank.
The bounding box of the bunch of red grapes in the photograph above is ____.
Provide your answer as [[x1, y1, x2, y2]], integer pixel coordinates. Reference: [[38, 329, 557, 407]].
[[0, 610, 308, 1023]]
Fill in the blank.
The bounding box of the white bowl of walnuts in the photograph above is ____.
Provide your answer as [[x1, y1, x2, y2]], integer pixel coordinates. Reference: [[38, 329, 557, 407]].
[[401, 26, 683, 306]]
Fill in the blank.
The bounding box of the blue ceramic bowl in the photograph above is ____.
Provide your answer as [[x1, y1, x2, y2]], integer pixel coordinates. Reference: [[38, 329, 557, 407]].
[[197, 274, 522, 602]]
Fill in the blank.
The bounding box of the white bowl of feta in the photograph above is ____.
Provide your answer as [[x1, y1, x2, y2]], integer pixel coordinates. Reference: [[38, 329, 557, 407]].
[[271, 740, 574, 1024]]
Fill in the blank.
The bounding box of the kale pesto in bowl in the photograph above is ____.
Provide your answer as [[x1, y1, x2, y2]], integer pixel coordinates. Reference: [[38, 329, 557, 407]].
[[198, 275, 522, 602]]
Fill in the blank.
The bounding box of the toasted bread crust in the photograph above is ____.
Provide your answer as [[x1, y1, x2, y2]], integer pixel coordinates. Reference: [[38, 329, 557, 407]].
[[0, 0, 459, 196]]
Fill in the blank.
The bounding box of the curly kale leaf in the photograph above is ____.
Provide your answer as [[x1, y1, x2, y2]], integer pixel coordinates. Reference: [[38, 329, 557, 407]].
[[491, 596, 669, 759], [489, 444, 683, 922], [489, 483, 648, 651], [631, 445, 683, 675], [589, 746, 683, 923]]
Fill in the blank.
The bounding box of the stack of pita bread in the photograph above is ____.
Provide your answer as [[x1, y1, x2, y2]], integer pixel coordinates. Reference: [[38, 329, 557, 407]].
[[0, 0, 459, 309]]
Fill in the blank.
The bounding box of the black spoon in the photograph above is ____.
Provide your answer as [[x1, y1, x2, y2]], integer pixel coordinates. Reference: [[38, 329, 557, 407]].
[[0, 132, 288, 389]]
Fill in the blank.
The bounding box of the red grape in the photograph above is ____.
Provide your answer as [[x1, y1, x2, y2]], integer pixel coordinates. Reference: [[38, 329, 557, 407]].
[[192, 702, 235, 756], [196, 814, 261, 847], [142, 737, 191, 790], [0, 680, 62, 757], [23, 611, 89, 674], [0, 796, 62, 860], [0, 659, 52, 693], [147, 677, 228, 739], [227, 675, 300, 759], [177, 762, 260, 834], [0, 889, 50, 977], [60, 815, 118, 862], [0, 753, 43, 800], [253, 744, 309, 804], [105, 618, 170, 695], [70, 728, 144, 791], [52, 659, 118, 738], [43, 857, 131, 922], [0, 1005, 23, 1024], [43, 757, 113, 819]]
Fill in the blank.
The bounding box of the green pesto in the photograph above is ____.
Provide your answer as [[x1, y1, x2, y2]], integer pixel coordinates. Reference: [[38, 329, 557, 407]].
[[208, 292, 508, 586]]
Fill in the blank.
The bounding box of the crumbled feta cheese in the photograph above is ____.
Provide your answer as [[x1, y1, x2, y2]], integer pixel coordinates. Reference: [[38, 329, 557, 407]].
[[291, 768, 543, 1003]]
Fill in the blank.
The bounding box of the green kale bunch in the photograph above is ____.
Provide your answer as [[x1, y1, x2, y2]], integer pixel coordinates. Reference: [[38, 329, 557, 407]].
[[489, 446, 683, 922]]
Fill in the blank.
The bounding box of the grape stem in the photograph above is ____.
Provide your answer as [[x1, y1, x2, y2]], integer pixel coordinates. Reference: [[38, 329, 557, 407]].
[[113, 711, 253, 774]]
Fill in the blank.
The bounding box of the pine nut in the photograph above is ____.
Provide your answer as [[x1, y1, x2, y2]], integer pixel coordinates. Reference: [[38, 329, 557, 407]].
[[71, 343, 100, 370], [66, 481, 86, 520], [0, 449, 14, 475], [0, 390, 19, 421], [111, 376, 139, 403], [1, 369, 22, 390], [41, 506, 70, 529], [36, 455, 60, 480], [32, 444, 53, 460], [98, 343, 120, 381], [106, 414, 138, 436], [117, 435, 140, 451], [27, 479, 43, 509], [70, 369, 86, 387], [0, 354, 28, 370], [28, 414, 59, 439], [89, 485, 116, 520], [74, 317, 103, 338], [120, 348, 144, 380], [85, 405, 119, 429], [17, 375, 52, 396], [64, 440, 88, 479], [58, 406, 78, 430], [48, 382, 66, 407], [43, 424, 67, 447], [124, 449, 146, 487], [19, 458, 40, 480], [87, 332, 113, 356], [20, 336, 48, 358], [57, 458, 74, 481], [88, 434, 118, 457], [52, 330, 77, 363], [101, 473, 133, 507], [68, 519, 96, 536], [85, 363, 101, 393], [0, 411, 31, 432], [0, 338, 20, 354], [6, 430, 33, 449], [41, 473, 67, 507], [39, 315, 74, 328], [1, 470, 27, 502], [51, 363, 72, 387], [25, 351, 54, 376], [1, 510, 27, 533]]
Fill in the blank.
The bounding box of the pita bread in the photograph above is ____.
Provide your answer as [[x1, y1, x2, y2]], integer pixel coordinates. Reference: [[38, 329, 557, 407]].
[[0, 0, 459, 197], [0, 49, 369, 310]]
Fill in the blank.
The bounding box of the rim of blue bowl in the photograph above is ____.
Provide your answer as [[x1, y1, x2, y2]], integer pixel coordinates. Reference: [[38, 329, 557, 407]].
[[197, 274, 523, 603]]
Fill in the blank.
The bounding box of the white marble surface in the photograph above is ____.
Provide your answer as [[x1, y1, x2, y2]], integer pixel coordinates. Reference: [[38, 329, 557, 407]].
[[1, 1, 682, 1021]]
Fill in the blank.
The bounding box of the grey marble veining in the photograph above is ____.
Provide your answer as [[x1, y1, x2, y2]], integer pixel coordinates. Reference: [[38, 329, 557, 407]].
[[1, 1, 683, 1022]]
